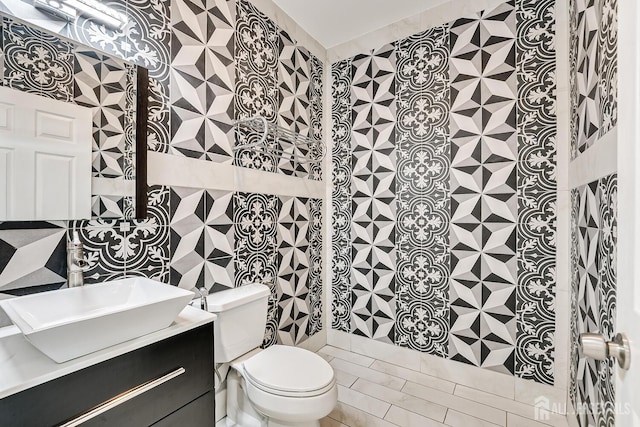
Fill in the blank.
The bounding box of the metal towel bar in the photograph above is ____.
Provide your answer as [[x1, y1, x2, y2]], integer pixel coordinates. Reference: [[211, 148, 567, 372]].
[[59, 367, 186, 427], [232, 116, 326, 165]]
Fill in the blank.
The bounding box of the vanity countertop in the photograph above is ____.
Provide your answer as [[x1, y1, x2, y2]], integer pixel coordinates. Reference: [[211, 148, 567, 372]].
[[0, 305, 216, 399]]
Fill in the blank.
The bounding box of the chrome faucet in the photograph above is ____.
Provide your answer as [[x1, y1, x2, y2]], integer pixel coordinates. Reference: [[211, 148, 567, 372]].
[[67, 231, 89, 287], [195, 287, 209, 311]]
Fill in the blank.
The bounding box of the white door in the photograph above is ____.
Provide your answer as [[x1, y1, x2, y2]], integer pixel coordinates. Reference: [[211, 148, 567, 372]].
[[616, 0, 640, 425], [0, 87, 93, 220]]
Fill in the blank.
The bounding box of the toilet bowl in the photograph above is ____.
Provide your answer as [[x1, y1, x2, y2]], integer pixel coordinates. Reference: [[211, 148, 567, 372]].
[[228, 345, 337, 426], [206, 284, 337, 427]]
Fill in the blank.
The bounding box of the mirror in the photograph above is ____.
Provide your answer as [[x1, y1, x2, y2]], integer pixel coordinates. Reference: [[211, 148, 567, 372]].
[[0, 13, 147, 221]]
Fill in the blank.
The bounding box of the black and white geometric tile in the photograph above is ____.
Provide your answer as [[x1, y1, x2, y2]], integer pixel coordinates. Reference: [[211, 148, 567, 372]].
[[278, 30, 310, 137], [350, 43, 397, 344], [394, 26, 451, 356], [74, 49, 128, 180], [331, 59, 353, 333], [576, 180, 602, 427], [169, 0, 209, 160], [170, 187, 206, 290], [571, 0, 618, 158], [277, 30, 311, 178], [205, 0, 235, 164], [170, 186, 235, 291], [169, 0, 236, 164], [0, 224, 66, 291], [205, 189, 234, 290], [448, 1, 518, 375], [572, 174, 617, 427], [572, 0, 601, 158], [276, 196, 310, 345], [515, 0, 557, 385], [92, 196, 126, 219]]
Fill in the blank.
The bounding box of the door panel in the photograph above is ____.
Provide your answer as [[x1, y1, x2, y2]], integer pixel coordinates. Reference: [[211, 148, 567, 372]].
[[0, 86, 92, 220], [616, 0, 640, 425]]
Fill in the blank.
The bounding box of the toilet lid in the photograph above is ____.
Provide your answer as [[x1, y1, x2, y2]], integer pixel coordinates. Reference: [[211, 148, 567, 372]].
[[243, 345, 335, 394]]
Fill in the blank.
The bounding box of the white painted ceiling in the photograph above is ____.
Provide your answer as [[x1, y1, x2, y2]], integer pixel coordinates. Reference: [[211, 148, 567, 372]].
[[271, 0, 450, 48]]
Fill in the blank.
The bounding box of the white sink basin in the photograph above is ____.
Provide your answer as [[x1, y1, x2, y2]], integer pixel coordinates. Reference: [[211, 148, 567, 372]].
[[0, 278, 194, 363]]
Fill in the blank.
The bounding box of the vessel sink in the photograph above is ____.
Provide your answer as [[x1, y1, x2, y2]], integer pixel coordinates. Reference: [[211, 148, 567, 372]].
[[0, 278, 194, 363]]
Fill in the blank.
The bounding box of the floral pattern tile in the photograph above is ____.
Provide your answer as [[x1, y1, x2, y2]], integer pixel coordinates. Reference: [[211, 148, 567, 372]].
[[331, 59, 353, 333], [515, 0, 557, 386], [3, 17, 74, 100]]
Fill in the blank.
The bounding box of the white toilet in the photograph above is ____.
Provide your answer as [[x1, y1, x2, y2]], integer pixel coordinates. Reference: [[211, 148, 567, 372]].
[[206, 283, 338, 427]]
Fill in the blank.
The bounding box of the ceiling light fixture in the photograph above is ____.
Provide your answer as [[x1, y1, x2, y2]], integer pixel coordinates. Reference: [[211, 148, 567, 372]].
[[33, 0, 77, 21], [33, 0, 127, 30]]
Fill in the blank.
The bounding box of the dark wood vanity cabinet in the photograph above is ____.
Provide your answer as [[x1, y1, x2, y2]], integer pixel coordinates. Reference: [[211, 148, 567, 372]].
[[0, 323, 214, 427]]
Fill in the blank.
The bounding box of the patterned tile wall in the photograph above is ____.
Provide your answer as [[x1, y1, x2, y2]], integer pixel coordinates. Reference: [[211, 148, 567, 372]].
[[0, 0, 325, 346], [169, 0, 236, 162], [570, 0, 619, 159], [394, 26, 450, 356], [308, 198, 323, 336], [234, 0, 323, 180], [569, 0, 618, 424], [331, 0, 557, 384], [350, 44, 397, 344], [448, 1, 518, 376], [331, 59, 353, 333], [0, 222, 67, 292], [233, 193, 322, 347], [570, 175, 617, 427], [515, 0, 558, 385]]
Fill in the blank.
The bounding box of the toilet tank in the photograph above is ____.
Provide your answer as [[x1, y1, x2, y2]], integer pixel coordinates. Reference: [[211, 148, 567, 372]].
[[205, 284, 270, 363]]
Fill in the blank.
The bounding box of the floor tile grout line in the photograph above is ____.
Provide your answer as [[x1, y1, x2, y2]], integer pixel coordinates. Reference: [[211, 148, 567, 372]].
[[400, 379, 509, 426], [331, 357, 413, 390], [452, 385, 563, 424], [323, 349, 559, 427], [319, 347, 375, 367], [381, 403, 392, 421], [453, 382, 518, 401], [367, 359, 457, 394], [353, 378, 451, 425]]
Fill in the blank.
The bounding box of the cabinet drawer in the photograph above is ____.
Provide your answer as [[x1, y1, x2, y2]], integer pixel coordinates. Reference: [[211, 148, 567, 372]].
[[0, 323, 214, 427], [152, 391, 214, 427]]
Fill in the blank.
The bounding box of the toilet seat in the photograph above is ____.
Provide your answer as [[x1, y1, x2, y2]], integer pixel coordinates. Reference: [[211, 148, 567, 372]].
[[242, 345, 335, 398]]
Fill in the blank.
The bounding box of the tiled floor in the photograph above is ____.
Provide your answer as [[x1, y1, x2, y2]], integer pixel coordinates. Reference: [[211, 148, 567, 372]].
[[317, 346, 567, 427]]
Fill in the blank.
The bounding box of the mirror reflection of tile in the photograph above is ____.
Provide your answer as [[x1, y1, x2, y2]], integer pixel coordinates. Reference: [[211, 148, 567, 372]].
[[0, 15, 138, 220]]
